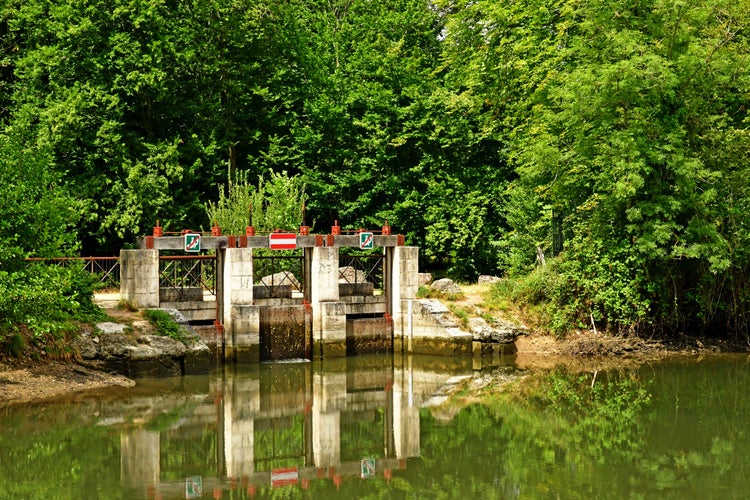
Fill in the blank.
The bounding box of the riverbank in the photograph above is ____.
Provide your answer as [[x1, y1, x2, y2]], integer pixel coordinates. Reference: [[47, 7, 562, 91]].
[[1, 286, 746, 406], [0, 360, 134, 406]]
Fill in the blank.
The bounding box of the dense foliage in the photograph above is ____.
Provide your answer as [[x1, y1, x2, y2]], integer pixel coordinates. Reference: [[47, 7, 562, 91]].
[[1, 0, 749, 337]]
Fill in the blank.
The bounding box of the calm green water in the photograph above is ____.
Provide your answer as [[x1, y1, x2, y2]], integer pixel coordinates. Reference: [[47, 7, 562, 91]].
[[2, 353, 750, 499]]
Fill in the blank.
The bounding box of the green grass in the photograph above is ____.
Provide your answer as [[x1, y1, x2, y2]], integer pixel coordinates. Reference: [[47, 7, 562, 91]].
[[143, 309, 190, 343]]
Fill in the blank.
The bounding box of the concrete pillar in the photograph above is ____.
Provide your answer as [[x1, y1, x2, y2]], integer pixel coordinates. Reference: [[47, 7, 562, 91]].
[[392, 363, 420, 460], [120, 428, 160, 491], [390, 247, 419, 351], [223, 248, 259, 362], [223, 372, 260, 478], [310, 247, 346, 357], [312, 369, 346, 467], [120, 249, 159, 309]]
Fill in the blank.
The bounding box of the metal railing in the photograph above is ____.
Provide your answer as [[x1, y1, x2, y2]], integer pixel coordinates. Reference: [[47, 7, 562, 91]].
[[253, 254, 305, 295], [338, 254, 384, 291], [25, 257, 121, 289], [159, 255, 216, 296]]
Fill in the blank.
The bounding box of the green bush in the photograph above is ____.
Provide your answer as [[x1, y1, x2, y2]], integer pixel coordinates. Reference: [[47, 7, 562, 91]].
[[0, 265, 104, 344]]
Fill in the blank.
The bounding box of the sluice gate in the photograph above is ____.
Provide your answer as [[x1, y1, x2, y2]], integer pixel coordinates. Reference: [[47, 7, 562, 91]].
[[120, 224, 426, 362]]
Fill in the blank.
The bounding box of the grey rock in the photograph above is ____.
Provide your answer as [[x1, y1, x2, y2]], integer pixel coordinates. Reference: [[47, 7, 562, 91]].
[[71, 336, 99, 359], [418, 273, 433, 286], [95, 322, 129, 335], [338, 266, 367, 284], [469, 317, 525, 344], [98, 333, 139, 359], [137, 335, 188, 357], [260, 272, 301, 291], [478, 275, 502, 284], [431, 278, 462, 294]]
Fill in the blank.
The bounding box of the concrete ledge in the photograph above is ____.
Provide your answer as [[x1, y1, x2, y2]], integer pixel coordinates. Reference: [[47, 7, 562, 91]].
[[254, 298, 303, 307], [395, 329, 473, 356], [160, 301, 216, 322], [225, 345, 260, 363], [313, 339, 347, 358], [159, 287, 204, 302], [339, 282, 374, 296], [253, 285, 293, 299]]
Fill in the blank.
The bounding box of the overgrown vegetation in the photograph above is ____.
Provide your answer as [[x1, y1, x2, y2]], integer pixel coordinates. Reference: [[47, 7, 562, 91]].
[[1, 0, 749, 339], [0, 266, 104, 359], [205, 168, 307, 234]]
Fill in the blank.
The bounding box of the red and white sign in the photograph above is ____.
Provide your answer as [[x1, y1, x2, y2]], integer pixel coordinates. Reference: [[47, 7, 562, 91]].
[[269, 232, 297, 250], [271, 467, 298, 487]]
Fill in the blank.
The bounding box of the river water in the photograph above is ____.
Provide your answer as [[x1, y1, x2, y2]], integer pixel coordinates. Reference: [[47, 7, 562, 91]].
[[2, 353, 750, 499]]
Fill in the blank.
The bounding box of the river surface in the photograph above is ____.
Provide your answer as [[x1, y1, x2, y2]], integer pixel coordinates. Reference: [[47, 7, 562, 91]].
[[2, 353, 750, 499]]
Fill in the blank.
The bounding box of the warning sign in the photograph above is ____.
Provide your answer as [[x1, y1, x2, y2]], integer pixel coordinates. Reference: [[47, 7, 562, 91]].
[[184, 233, 201, 253], [359, 232, 374, 250], [271, 467, 298, 487], [269, 232, 297, 250]]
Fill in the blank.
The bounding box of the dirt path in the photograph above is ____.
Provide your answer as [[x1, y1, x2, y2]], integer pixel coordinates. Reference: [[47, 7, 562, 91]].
[[0, 360, 134, 406]]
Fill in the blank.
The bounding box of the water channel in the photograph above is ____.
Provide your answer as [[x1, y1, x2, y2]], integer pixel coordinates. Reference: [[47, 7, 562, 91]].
[[2, 352, 750, 499]]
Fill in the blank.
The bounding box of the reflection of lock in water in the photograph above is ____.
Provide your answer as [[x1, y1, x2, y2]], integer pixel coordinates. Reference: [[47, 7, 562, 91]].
[[185, 476, 202, 498], [361, 458, 377, 478]]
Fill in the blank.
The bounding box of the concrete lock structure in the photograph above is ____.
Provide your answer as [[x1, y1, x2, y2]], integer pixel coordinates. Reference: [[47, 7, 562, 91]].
[[119, 224, 460, 362]]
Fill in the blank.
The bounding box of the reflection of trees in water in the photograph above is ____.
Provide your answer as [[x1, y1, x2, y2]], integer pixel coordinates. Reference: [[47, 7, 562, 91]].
[[413, 360, 750, 498]]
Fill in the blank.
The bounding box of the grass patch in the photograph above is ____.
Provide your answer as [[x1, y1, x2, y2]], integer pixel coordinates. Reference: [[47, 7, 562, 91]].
[[416, 285, 465, 301], [448, 304, 471, 329], [143, 309, 190, 343], [117, 299, 138, 312]]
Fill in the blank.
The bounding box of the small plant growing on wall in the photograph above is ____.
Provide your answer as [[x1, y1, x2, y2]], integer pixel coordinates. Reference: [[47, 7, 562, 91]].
[[205, 167, 307, 234]]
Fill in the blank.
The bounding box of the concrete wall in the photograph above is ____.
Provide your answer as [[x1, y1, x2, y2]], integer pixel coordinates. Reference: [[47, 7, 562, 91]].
[[120, 249, 159, 309], [310, 247, 346, 357], [120, 244, 450, 361]]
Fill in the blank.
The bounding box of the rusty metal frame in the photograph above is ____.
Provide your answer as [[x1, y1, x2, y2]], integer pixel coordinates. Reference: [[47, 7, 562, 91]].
[[159, 255, 216, 296]]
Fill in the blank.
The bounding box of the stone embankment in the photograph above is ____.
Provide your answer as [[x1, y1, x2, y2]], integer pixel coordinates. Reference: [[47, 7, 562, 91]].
[[73, 307, 213, 378], [416, 276, 527, 356]]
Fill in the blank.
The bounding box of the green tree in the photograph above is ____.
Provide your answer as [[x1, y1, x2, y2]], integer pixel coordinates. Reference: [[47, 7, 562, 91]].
[[452, 0, 750, 333]]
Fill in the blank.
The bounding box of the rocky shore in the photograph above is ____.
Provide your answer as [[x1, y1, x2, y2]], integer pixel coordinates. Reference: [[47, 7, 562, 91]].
[[2, 284, 744, 407]]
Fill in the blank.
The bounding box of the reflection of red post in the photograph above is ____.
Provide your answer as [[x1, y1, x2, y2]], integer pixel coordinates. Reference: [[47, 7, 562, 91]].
[[213, 487, 222, 499], [333, 475, 342, 490], [384, 468, 392, 482], [384, 313, 393, 328]]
